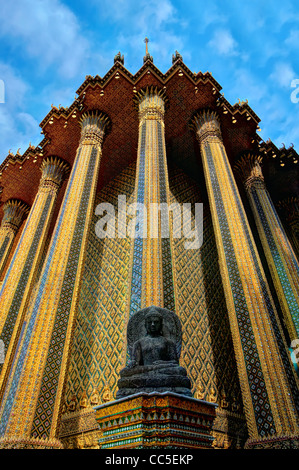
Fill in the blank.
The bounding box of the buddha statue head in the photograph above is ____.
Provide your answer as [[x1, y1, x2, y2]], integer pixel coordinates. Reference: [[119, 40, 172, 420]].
[[144, 308, 163, 337]]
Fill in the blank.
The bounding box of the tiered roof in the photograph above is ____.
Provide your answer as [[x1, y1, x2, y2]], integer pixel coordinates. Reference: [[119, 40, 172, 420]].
[[0, 54, 297, 223]]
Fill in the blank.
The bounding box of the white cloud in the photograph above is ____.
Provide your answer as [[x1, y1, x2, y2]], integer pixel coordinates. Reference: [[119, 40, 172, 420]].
[[274, 2, 299, 29], [147, 0, 176, 29], [0, 107, 40, 159], [197, 3, 227, 33], [17, 112, 40, 136], [228, 68, 268, 106], [0, 63, 29, 109], [38, 84, 76, 110], [208, 29, 239, 57], [97, 0, 187, 72], [270, 62, 296, 88], [0, 0, 90, 79], [94, 0, 177, 29], [285, 29, 299, 49], [0, 63, 40, 161], [262, 96, 299, 148]]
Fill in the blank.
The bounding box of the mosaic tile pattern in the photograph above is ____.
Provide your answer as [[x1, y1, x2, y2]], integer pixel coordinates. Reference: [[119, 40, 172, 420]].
[[63, 163, 245, 422], [63, 163, 135, 406], [169, 166, 243, 410], [157, 121, 175, 311], [204, 142, 276, 437], [31, 148, 98, 439], [0, 236, 10, 270], [229, 155, 299, 411], [0, 194, 52, 375], [129, 123, 146, 315], [0, 154, 81, 438], [250, 187, 299, 336], [0, 162, 69, 403]]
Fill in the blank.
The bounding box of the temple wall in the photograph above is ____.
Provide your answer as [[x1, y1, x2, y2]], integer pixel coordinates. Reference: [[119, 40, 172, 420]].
[[64, 163, 244, 417]]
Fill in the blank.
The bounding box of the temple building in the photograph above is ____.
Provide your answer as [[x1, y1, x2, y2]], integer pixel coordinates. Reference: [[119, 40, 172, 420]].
[[0, 47, 298, 449]]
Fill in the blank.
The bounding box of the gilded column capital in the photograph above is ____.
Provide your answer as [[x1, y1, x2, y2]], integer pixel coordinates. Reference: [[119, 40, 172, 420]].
[[1, 199, 30, 235], [79, 110, 111, 146], [39, 156, 70, 193], [190, 110, 222, 144], [234, 154, 265, 191], [134, 86, 167, 123]]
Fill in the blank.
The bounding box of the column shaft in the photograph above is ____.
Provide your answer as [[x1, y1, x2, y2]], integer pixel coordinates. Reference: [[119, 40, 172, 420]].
[[235, 155, 299, 341], [0, 111, 109, 448], [191, 110, 299, 443], [128, 87, 176, 317], [0, 157, 69, 396]]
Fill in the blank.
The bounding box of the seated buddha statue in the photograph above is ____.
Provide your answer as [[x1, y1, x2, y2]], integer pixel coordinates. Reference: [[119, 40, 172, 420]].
[[116, 306, 192, 398]]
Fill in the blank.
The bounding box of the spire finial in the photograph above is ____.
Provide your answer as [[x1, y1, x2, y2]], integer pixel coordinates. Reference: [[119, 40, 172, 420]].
[[144, 37, 149, 55], [143, 37, 153, 64]]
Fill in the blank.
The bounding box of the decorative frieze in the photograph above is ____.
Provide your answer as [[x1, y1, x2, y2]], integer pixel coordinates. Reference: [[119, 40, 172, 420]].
[[95, 393, 217, 449]]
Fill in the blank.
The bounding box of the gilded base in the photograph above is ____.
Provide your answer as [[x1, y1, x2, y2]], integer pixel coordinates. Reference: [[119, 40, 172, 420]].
[[0, 436, 63, 449], [95, 392, 217, 449]]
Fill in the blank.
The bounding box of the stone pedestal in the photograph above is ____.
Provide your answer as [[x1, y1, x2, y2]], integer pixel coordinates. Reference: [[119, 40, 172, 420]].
[[95, 392, 217, 449]]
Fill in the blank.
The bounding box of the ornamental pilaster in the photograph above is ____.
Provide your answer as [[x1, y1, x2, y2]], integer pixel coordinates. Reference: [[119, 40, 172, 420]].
[[0, 156, 69, 399], [191, 109, 299, 446], [127, 87, 176, 320], [0, 112, 109, 448], [235, 155, 299, 342]]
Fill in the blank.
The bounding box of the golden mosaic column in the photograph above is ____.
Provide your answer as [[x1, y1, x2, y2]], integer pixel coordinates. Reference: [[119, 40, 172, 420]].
[[0, 199, 29, 278], [191, 110, 299, 446], [235, 155, 299, 342], [0, 156, 69, 398], [0, 111, 110, 449], [128, 86, 176, 315]]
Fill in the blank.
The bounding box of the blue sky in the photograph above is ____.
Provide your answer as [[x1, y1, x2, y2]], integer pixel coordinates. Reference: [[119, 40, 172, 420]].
[[0, 0, 298, 163]]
